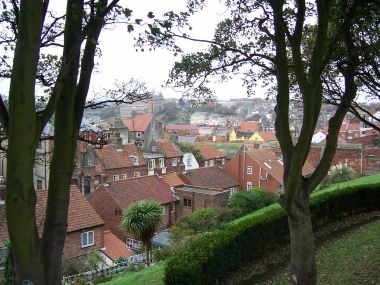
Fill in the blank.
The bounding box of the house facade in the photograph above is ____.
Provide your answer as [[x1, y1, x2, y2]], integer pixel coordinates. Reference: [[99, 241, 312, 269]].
[[87, 175, 178, 252]]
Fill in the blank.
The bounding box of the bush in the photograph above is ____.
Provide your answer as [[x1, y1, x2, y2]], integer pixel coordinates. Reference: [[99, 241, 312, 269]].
[[165, 174, 380, 285], [169, 208, 233, 253], [226, 189, 274, 218], [319, 163, 355, 189]]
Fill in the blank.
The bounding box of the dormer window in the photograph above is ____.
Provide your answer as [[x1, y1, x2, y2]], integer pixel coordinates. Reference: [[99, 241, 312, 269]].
[[149, 159, 156, 170], [87, 157, 93, 166], [129, 155, 139, 166], [152, 145, 157, 152]]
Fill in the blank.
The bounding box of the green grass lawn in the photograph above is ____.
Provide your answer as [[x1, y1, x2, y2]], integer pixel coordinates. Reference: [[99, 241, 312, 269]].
[[100, 262, 165, 285], [261, 219, 380, 285]]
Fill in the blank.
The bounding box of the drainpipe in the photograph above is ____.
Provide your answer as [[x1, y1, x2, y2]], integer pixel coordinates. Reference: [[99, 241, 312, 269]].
[[259, 166, 262, 188], [360, 145, 364, 175], [242, 147, 246, 189]]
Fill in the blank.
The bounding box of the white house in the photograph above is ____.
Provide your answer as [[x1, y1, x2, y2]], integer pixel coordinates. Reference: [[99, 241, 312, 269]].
[[183, 153, 199, 171]]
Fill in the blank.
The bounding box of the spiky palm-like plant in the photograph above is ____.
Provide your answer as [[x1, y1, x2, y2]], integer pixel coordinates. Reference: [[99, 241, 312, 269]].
[[120, 200, 163, 266]]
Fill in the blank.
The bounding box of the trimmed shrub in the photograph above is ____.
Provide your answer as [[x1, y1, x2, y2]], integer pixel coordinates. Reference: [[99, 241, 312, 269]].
[[319, 163, 355, 189], [165, 174, 380, 285], [226, 188, 274, 218]]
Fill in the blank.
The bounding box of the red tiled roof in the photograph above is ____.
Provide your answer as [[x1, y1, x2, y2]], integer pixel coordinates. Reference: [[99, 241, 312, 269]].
[[0, 186, 105, 246], [122, 115, 153, 132], [196, 145, 226, 160], [166, 124, 198, 131], [339, 122, 360, 132], [239, 121, 261, 132], [247, 149, 315, 184], [103, 230, 133, 260], [163, 172, 185, 187], [95, 144, 146, 169], [107, 175, 177, 209], [155, 139, 183, 157], [180, 166, 238, 190], [258, 132, 277, 141], [35, 186, 104, 233]]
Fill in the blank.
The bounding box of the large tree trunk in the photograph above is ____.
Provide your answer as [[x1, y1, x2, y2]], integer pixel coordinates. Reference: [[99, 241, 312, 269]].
[[6, 0, 45, 283], [287, 188, 317, 285]]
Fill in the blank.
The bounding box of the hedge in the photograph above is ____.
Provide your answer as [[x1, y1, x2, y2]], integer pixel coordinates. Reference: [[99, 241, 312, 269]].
[[165, 174, 380, 285]]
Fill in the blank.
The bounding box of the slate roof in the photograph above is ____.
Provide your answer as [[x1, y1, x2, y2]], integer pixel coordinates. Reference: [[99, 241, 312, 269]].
[[166, 124, 198, 131], [122, 115, 153, 132], [95, 144, 146, 169], [196, 145, 226, 160], [155, 139, 183, 157], [106, 175, 177, 209], [163, 172, 185, 187], [247, 149, 315, 184], [180, 166, 238, 190], [177, 135, 197, 144]]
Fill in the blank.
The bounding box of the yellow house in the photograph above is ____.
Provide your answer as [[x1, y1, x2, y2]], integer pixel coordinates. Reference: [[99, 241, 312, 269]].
[[229, 129, 237, 141], [249, 132, 264, 142]]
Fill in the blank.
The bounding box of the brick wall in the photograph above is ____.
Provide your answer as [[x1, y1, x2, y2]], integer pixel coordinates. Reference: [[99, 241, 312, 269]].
[[63, 225, 104, 259], [175, 189, 230, 220], [105, 165, 148, 182]]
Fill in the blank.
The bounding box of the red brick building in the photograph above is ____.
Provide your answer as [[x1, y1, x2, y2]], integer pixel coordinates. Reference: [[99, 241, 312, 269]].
[[72, 142, 147, 195], [147, 139, 184, 174], [87, 175, 178, 252], [0, 186, 105, 261], [225, 148, 315, 192], [196, 145, 226, 168]]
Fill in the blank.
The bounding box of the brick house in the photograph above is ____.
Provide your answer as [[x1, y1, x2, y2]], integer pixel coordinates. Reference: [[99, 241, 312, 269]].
[[147, 139, 184, 174], [196, 145, 226, 168], [120, 115, 163, 148], [224, 148, 315, 192], [174, 185, 230, 220], [179, 166, 239, 196], [0, 186, 105, 262], [72, 141, 147, 195], [87, 175, 178, 252]]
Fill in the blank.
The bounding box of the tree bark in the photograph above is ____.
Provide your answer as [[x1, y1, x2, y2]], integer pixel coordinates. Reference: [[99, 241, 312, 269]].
[[6, 0, 46, 283], [146, 240, 151, 267], [287, 187, 317, 285]]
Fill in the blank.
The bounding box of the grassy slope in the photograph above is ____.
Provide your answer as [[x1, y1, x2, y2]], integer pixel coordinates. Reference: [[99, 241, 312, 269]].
[[100, 262, 165, 285], [265, 219, 380, 285]]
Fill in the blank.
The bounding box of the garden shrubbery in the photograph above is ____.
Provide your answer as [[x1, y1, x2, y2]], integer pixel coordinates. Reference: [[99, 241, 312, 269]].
[[165, 174, 380, 285], [226, 189, 274, 218]]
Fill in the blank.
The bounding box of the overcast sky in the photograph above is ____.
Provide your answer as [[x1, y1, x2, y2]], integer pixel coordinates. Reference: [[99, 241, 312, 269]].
[[90, 0, 256, 100]]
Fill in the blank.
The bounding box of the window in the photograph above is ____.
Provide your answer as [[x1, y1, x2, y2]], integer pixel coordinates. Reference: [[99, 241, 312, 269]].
[[113, 175, 119, 181], [229, 187, 235, 197], [170, 203, 175, 213], [151, 121, 155, 131], [205, 161, 209, 167], [183, 198, 192, 207], [138, 141, 143, 147], [94, 175, 100, 187], [134, 172, 140, 178], [87, 157, 93, 166], [172, 158, 177, 167], [159, 158, 165, 168], [152, 145, 157, 152], [149, 159, 156, 170], [222, 158, 225, 165], [81, 231, 94, 248], [247, 166, 252, 175], [209, 160, 214, 166], [37, 179, 42, 190], [126, 237, 142, 250], [84, 178, 91, 195], [71, 179, 78, 186], [161, 206, 165, 216], [247, 182, 253, 190], [136, 132, 142, 138], [37, 141, 42, 150], [187, 156, 192, 167], [130, 156, 139, 166], [121, 174, 127, 180]]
